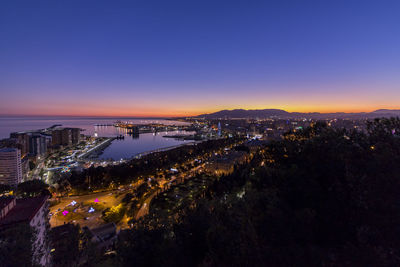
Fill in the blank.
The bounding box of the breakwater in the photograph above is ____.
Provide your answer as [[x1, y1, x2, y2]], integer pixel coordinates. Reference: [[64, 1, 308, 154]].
[[77, 137, 115, 159]]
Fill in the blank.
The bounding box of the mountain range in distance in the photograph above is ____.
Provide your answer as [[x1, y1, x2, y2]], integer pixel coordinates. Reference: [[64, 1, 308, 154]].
[[195, 109, 400, 119]]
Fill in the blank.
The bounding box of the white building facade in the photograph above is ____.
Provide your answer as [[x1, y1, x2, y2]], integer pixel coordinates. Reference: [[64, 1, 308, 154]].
[[30, 198, 51, 266]]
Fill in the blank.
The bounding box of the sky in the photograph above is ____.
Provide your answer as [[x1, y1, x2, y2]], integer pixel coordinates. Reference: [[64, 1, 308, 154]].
[[1, 0, 400, 117]]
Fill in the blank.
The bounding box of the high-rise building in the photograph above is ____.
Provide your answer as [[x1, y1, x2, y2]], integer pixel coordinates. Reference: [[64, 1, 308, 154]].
[[0, 148, 22, 186], [51, 129, 63, 146], [52, 128, 80, 146], [9, 132, 30, 156], [10, 132, 49, 157], [61, 128, 71, 146], [29, 134, 47, 156], [70, 128, 80, 144]]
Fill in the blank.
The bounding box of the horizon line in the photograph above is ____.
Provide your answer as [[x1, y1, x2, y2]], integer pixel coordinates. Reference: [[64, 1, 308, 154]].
[[1, 107, 400, 118]]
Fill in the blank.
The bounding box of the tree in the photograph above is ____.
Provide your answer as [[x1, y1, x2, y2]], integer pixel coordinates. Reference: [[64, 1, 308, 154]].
[[0, 223, 33, 267], [114, 119, 400, 266], [135, 183, 149, 199], [234, 144, 250, 153], [29, 161, 35, 171], [50, 224, 80, 267], [150, 179, 159, 188], [127, 199, 140, 218], [103, 204, 126, 223], [122, 193, 134, 204], [17, 180, 49, 197], [0, 184, 11, 194]]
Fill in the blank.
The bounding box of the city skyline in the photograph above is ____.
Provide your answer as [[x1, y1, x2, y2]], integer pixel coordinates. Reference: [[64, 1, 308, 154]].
[[2, 1, 400, 266], [1, 106, 400, 118], [1, 0, 400, 116]]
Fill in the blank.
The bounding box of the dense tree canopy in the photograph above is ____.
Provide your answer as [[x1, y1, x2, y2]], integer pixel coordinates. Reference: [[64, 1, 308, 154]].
[[50, 224, 80, 267], [0, 184, 11, 194], [116, 118, 400, 266], [0, 224, 33, 267], [103, 204, 126, 223], [16, 180, 50, 197]]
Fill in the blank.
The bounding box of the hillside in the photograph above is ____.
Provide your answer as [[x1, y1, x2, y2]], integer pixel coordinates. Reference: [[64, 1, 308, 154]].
[[196, 108, 400, 119]]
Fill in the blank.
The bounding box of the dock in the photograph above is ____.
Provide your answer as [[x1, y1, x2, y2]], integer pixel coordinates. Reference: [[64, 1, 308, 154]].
[[77, 137, 115, 159]]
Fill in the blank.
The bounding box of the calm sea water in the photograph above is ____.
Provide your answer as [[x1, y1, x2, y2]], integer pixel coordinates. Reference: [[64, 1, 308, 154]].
[[0, 117, 191, 160]]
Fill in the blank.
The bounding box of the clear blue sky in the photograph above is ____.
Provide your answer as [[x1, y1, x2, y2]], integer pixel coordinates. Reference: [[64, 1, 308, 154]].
[[1, 0, 399, 116]]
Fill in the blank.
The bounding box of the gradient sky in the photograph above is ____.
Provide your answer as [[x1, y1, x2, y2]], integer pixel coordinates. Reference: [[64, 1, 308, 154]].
[[1, 0, 400, 117]]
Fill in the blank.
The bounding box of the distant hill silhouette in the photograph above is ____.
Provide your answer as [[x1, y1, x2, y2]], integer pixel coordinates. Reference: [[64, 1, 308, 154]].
[[196, 108, 400, 119]]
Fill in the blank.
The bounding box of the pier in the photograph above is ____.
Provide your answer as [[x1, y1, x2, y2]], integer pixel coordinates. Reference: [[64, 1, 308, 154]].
[[94, 124, 113, 126], [77, 137, 115, 159]]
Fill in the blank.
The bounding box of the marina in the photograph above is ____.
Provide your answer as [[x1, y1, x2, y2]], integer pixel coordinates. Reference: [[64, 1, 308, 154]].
[[0, 117, 193, 161]]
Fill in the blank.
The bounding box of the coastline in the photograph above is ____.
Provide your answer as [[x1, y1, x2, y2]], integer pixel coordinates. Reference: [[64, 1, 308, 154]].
[[90, 140, 202, 162]]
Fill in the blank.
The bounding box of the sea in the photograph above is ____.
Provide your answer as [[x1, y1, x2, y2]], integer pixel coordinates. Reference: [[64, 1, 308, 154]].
[[0, 116, 192, 160]]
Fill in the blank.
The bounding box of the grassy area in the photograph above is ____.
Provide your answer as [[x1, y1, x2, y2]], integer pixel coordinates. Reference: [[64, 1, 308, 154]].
[[82, 201, 106, 211], [55, 200, 107, 223], [55, 206, 85, 221]]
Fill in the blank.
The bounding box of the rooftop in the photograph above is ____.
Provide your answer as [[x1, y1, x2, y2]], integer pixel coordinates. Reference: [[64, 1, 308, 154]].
[[0, 195, 49, 228], [51, 223, 76, 240], [90, 222, 116, 240], [0, 197, 14, 209]]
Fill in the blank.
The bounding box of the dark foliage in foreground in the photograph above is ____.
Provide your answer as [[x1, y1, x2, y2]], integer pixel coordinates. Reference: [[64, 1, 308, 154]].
[[0, 224, 34, 267], [117, 118, 400, 267], [16, 180, 50, 197]]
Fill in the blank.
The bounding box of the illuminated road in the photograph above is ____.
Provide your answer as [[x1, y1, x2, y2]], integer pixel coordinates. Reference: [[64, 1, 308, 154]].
[[135, 191, 157, 220]]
